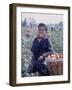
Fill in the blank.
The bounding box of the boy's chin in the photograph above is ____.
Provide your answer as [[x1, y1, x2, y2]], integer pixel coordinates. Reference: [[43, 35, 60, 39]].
[[38, 36, 43, 38]]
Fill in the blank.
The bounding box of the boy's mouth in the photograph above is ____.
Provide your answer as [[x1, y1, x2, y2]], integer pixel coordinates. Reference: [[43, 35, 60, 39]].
[[38, 34, 44, 38]]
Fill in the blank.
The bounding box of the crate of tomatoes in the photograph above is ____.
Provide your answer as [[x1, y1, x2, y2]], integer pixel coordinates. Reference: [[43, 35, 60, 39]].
[[45, 54, 63, 75]]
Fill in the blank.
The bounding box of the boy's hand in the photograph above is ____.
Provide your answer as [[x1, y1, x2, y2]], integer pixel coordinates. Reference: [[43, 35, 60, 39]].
[[43, 53, 48, 57], [38, 56, 44, 60]]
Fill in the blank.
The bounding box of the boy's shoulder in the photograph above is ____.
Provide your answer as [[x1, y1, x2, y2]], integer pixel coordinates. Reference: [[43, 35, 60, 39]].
[[44, 37, 49, 41], [33, 37, 38, 42], [34, 37, 37, 41], [44, 38, 51, 44]]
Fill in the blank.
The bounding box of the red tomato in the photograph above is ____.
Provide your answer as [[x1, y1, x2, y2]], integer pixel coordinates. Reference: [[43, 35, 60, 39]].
[[51, 54, 56, 59], [56, 53, 60, 59], [48, 55, 51, 59]]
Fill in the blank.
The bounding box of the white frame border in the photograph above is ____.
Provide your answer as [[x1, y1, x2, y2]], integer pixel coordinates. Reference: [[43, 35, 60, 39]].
[[16, 7, 68, 84]]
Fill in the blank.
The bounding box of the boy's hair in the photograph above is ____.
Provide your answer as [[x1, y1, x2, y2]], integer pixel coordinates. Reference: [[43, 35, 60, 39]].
[[38, 23, 48, 32]]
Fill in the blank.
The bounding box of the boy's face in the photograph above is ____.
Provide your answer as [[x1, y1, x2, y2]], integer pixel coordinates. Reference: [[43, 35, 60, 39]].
[[38, 26, 47, 38]]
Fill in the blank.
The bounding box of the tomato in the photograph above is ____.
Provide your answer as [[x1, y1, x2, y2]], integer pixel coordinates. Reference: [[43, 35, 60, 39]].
[[48, 55, 51, 59], [51, 54, 56, 59], [56, 53, 60, 59]]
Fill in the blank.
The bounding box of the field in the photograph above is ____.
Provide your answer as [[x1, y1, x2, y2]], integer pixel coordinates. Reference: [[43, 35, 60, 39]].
[[21, 25, 63, 77]]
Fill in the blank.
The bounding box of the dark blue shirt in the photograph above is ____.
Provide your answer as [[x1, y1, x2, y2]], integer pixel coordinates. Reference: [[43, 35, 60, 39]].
[[31, 38, 54, 59]]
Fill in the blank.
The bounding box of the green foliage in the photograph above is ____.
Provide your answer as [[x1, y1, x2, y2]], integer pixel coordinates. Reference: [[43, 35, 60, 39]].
[[48, 28, 63, 53]]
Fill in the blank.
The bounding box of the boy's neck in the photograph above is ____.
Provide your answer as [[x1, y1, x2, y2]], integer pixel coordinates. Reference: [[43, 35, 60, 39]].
[[37, 36, 45, 42], [37, 36, 47, 39]]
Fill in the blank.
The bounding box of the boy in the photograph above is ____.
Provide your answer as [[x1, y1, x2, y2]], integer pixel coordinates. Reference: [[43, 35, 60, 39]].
[[28, 23, 54, 76]]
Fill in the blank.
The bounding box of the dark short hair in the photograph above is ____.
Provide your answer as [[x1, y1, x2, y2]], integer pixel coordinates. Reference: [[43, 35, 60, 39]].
[[38, 23, 48, 32]]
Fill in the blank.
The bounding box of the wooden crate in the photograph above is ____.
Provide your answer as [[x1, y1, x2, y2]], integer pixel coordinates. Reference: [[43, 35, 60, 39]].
[[46, 58, 63, 75]]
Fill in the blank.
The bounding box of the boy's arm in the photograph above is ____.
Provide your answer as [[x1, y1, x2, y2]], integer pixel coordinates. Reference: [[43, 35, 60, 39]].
[[43, 39, 55, 58], [38, 41, 54, 60], [47, 39, 55, 54]]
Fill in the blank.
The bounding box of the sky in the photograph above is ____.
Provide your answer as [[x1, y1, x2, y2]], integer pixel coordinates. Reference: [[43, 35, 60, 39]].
[[21, 12, 63, 24]]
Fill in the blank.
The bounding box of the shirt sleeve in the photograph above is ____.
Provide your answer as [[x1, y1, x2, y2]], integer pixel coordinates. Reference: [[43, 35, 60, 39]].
[[47, 39, 55, 54]]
